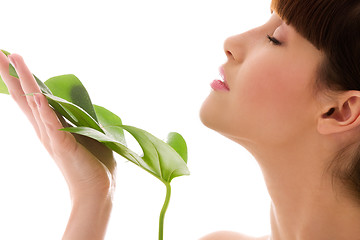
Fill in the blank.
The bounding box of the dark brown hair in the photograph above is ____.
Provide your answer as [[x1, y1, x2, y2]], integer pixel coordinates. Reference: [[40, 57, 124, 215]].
[[271, 0, 360, 199]]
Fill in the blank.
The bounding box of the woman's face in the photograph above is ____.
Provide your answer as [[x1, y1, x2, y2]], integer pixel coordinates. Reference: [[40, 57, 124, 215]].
[[200, 13, 324, 147]]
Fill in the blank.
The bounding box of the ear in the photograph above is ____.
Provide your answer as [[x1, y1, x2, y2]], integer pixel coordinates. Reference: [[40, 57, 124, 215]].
[[318, 91, 360, 135]]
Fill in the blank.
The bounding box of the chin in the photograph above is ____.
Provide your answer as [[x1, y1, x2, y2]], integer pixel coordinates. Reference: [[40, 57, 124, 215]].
[[199, 96, 228, 135], [199, 97, 215, 129], [199, 96, 255, 148], [200, 106, 241, 145]]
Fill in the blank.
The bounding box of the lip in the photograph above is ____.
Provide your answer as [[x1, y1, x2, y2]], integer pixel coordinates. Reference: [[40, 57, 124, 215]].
[[210, 66, 229, 91]]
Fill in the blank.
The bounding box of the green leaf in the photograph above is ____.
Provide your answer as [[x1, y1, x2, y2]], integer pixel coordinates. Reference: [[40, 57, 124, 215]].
[[9, 62, 18, 79], [34, 74, 52, 95], [0, 49, 189, 240], [93, 105, 126, 145], [0, 75, 9, 94], [121, 125, 190, 183], [166, 132, 188, 163], [62, 125, 189, 183], [61, 126, 156, 176], [1, 49, 11, 56], [0, 50, 10, 94], [45, 74, 97, 121], [44, 93, 103, 132]]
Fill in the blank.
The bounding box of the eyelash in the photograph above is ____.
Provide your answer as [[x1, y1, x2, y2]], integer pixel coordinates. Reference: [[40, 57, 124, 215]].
[[267, 35, 282, 46]]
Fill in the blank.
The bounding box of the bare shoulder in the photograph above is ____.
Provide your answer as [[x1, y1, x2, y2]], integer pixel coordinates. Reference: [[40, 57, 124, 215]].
[[199, 231, 269, 240]]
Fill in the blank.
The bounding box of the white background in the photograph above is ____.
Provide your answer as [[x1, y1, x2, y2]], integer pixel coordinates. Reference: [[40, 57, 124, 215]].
[[0, 0, 272, 239]]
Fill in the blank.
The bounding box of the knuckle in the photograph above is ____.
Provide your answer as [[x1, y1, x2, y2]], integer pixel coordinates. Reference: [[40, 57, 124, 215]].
[[43, 116, 62, 132], [26, 96, 38, 110], [42, 115, 55, 128], [52, 132, 77, 157]]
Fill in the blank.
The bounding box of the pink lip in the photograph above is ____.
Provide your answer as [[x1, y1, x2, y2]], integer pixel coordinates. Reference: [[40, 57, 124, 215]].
[[210, 66, 229, 91]]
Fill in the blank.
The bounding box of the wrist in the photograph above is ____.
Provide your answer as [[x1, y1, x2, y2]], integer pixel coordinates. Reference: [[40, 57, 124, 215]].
[[63, 194, 113, 240], [70, 186, 115, 205], [67, 173, 116, 204], [72, 192, 113, 210]]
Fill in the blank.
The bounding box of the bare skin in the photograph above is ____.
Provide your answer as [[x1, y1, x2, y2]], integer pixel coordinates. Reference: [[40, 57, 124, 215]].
[[0, 53, 272, 240], [0, 52, 116, 239], [200, 231, 269, 240], [200, 13, 360, 240], [2, 10, 360, 240]]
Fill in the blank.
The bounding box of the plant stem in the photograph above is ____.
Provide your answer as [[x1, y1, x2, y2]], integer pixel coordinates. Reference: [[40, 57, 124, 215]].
[[159, 182, 171, 240]]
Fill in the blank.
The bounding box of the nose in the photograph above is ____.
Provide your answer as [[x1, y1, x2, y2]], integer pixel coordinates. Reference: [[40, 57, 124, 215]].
[[223, 32, 249, 63]]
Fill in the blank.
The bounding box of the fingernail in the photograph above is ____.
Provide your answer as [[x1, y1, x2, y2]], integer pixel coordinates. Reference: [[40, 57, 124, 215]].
[[8, 55, 17, 68], [34, 93, 41, 108]]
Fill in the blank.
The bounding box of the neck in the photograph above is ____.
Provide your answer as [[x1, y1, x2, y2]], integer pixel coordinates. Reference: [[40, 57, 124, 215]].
[[246, 136, 360, 240]]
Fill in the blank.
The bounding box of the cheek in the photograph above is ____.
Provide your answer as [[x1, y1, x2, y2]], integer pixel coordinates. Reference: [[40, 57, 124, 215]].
[[230, 58, 316, 142]]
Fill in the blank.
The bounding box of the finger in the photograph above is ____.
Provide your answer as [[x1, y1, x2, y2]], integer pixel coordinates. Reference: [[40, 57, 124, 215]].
[[0, 52, 41, 135], [9, 54, 45, 139], [31, 94, 51, 144], [0, 51, 21, 91], [35, 93, 77, 157], [8, 54, 50, 142], [0, 51, 25, 97], [8, 54, 41, 95]]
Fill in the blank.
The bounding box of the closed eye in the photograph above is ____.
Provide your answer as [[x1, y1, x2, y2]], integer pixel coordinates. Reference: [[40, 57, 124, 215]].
[[267, 35, 282, 46]]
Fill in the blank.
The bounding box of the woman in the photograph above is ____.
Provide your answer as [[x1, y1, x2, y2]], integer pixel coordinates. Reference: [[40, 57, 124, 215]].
[[1, 0, 360, 239], [200, 0, 360, 239]]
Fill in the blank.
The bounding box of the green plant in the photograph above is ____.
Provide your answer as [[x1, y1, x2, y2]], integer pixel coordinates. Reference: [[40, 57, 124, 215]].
[[0, 50, 189, 240]]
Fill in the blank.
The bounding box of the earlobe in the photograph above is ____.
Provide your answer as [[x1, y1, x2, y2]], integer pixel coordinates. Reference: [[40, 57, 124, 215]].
[[317, 93, 360, 135]]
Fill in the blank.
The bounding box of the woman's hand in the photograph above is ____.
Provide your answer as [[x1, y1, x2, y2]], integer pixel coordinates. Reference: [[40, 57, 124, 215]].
[[0, 52, 116, 240]]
